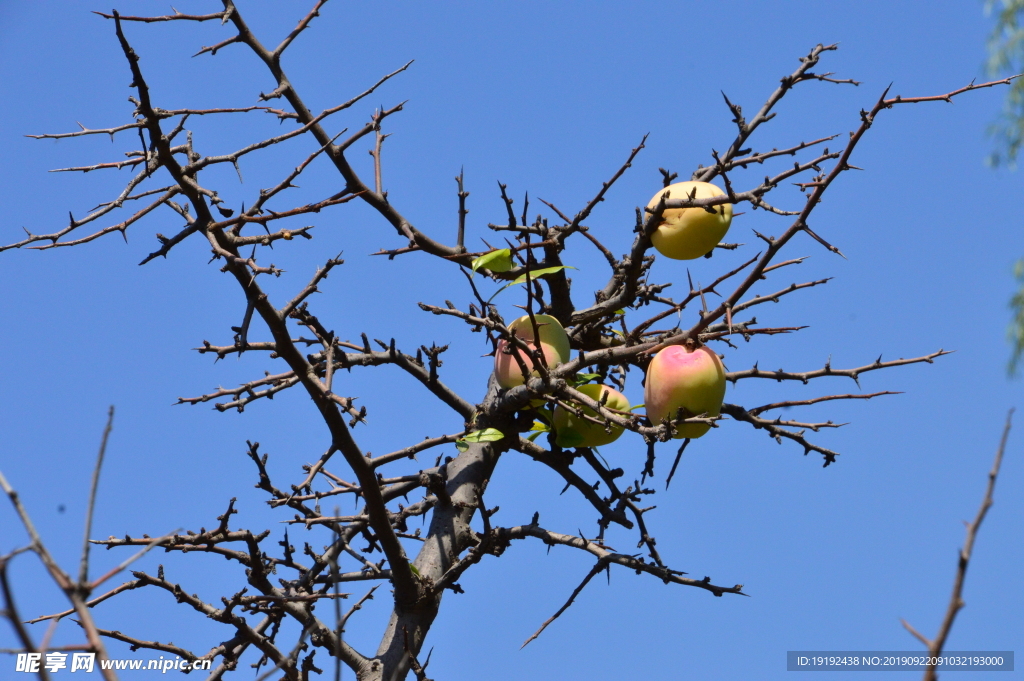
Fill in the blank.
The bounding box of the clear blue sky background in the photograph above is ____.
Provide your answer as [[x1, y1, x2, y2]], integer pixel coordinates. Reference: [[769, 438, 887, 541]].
[[1, 2, 1022, 679]]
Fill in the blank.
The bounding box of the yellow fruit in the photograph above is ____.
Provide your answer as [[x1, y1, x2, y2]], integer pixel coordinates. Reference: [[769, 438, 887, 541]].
[[647, 181, 733, 260]]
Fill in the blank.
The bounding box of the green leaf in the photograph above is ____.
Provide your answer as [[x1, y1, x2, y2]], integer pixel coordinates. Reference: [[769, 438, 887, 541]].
[[486, 265, 578, 304], [456, 428, 505, 451], [408, 563, 420, 576], [614, 309, 626, 315], [1009, 257, 1024, 375], [489, 262, 581, 301], [463, 427, 505, 443], [526, 431, 544, 442], [510, 265, 576, 285], [471, 248, 513, 273], [573, 373, 601, 386], [529, 421, 550, 432], [485, 262, 581, 303]]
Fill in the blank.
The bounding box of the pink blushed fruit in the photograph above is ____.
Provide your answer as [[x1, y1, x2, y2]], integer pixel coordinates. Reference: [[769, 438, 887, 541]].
[[493, 338, 563, 389], [493, 314, 571, 391], [644, 344, 726, 439], [507, 314, 571, 364]]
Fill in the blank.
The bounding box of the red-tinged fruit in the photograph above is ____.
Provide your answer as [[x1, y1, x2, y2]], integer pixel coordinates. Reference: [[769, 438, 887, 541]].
[[493, 315, 571, 400], [507, 314, 571, 364], [493, 338, 563, 389], [647, 181, 733, 260], [553, 383, 630, 448], [644, 344, 726, 439]]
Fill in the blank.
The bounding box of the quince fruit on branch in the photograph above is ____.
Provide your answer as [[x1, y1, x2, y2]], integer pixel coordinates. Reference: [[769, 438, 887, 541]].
[[647, 181, 733, 260]]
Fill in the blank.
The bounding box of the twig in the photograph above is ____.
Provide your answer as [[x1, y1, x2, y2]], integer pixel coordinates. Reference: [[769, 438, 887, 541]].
[[79, 407, 114, 587], [901, 410, 1013, 681], [26, 579, 141, 624], [0, 465, 117, 680], [0, 552, 52, 681], [522, 557, 611, 648], [456, 169, 468, 251], [726, 350, 951, 385], [88, 530, 182, 591], [665, 438, 690, 490]]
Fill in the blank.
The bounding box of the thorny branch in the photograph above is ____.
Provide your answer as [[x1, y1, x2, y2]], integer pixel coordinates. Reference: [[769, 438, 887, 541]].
[[2, 5, 1011, 679]]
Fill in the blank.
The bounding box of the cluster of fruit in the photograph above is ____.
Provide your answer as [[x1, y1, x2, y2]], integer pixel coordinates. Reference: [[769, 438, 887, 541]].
[[492, 180, 732, 447]]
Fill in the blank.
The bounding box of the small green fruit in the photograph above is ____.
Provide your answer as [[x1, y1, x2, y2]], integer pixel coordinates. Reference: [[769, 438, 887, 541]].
[[553, 383, 630, 448]]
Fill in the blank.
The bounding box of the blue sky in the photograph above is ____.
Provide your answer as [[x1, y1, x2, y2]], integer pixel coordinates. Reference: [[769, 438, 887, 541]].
[[1, 2, 1022, 679]]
